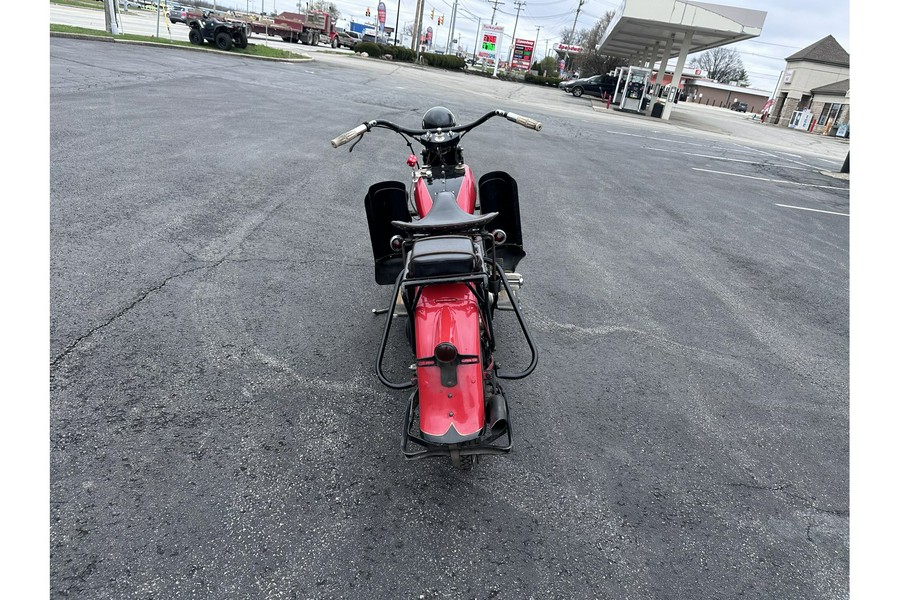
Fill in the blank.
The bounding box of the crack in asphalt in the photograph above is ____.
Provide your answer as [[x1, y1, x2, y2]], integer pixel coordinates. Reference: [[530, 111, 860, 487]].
[[727, 482, 849, 516], [50, 259, 224, 370], [50, 193, 293, 370]]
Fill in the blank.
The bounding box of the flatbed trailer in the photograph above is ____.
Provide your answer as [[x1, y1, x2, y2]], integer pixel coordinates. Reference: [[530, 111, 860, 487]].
[[248, 11, 333, 46]]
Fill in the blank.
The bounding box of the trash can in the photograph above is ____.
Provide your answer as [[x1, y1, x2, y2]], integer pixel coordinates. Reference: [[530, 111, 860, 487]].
[[642, 97, 651, 111], [651, 102, 664, 118]]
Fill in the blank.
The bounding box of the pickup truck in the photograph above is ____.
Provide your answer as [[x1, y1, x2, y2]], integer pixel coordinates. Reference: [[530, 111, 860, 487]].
[[332, 29, 361, 49]]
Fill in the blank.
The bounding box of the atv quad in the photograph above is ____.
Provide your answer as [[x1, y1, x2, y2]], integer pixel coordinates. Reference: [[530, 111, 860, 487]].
[[187, 15, 249, 51]]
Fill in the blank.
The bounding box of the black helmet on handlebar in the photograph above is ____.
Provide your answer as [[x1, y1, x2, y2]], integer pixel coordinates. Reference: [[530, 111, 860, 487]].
[[422, 106, 457, 130]]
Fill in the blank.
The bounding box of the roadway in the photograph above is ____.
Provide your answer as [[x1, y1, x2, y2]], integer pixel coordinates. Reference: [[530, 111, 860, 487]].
[[49, 3, 350, 55], [49, 25, 849, 600]]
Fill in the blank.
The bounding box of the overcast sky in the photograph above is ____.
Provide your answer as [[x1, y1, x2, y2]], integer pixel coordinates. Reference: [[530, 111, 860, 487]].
[[216, 1, 850, 92]]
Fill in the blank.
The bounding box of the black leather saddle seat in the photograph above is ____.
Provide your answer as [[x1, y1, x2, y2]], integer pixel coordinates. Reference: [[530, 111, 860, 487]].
[[407, 236, 478, 278], [392, 191, 497, 234]]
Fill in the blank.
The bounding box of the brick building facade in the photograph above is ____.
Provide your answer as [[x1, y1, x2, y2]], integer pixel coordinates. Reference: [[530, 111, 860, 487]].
[[769, 35, 850, 136]]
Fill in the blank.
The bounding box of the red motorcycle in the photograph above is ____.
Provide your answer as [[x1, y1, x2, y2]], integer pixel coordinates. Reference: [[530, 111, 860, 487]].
[[331, 107, 541, 468]]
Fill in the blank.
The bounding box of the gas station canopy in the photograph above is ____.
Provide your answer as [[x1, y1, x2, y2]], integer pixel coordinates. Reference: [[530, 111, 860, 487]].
[[597, 0, 766, 63], [592, 0, 766, 120]]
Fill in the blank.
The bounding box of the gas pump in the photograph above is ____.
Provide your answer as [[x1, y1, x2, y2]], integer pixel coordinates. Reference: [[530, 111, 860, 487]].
[[612, 66, 626, 105], [619, 66, 651, 113]]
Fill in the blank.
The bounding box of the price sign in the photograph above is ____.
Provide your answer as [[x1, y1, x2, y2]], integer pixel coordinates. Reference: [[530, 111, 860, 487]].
[[477, 24, 503, 60], [511, 38, 534, 70]]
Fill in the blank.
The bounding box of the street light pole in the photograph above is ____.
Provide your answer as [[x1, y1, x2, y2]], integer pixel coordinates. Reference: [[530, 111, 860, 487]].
[[395, 0, 401, 45]]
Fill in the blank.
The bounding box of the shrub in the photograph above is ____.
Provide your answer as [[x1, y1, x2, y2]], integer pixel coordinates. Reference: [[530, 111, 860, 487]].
[[421, 52, 466, 71], [386, 45, 416, 62], [354, 42, 383, 57], [524, 73, 562, 87]]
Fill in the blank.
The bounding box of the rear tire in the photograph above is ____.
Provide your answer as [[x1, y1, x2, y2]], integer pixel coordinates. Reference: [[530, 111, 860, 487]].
[[450, 450, 478, 470], [234, 31, 248, 49], [188, 28, 203, 45], [215, 31, 233, 51]]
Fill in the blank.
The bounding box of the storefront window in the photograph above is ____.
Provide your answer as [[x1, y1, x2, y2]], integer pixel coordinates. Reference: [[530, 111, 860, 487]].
[[819, 103, 843, 125]]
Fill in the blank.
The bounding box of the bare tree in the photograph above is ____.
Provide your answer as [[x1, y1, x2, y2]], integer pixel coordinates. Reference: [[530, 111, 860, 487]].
[[559, 11, 625, 76], [689, 47, 748, 85], [310, 1, 340, 21]]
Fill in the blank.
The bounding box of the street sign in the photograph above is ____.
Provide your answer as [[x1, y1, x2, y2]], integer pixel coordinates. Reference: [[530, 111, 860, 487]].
[[377, 1, 386, 35]]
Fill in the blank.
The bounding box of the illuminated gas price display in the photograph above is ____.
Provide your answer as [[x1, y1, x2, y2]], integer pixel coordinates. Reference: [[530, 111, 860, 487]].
[[477, 24, 503, 59]]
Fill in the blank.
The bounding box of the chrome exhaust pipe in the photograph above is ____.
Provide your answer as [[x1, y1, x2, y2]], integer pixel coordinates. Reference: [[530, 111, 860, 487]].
[[486, 394, 508, 433]]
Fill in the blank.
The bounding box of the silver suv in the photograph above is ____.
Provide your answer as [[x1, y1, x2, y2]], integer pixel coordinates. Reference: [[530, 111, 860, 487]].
[[168, 5, 189, 24]]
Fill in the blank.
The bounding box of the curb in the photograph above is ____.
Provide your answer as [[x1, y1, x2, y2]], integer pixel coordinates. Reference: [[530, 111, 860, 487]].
[[820, 170, 850, 181], [49, 31, 313, 62]]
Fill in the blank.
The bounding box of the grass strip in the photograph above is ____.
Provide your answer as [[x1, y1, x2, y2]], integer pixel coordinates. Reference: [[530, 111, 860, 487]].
[[51, 0, 106, 10], [50, 24, 304, 59]]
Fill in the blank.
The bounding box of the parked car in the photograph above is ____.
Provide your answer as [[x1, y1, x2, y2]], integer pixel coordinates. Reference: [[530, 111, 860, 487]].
[[559, 74, 618, 99], [332, 29, 359, 49], [361, 32, 389, 45], [168, 6, 188, 24], [731, 101, 748, 113]]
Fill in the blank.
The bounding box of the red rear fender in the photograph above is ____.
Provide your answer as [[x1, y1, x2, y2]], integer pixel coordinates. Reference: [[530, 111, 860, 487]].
[[414, 283, 484, 439]]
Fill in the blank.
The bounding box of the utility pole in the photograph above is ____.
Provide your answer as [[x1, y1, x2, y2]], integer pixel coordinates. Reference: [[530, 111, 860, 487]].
[[103, 0, 121, 35], [531, 24, 541, 70], [564, 0, 585, 73], [395, 0, 401, 45], [506, 1, 525, 67], [412, 0, 422, 51], [471, 16, 481, 61], [487, 0, 504, 25], [571, 0, 584, 39], [413, 0, 425, 59], [446, 0, 458, 53]]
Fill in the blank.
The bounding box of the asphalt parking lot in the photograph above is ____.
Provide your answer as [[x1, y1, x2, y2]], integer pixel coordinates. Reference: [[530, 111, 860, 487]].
[[48, 33, 849, 600]]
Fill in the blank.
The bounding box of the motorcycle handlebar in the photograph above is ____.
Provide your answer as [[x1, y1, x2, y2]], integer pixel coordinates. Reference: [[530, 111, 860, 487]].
[[330, 110, 542, 148], [504, 112, 543, 131], [330, 123, 371, 148]]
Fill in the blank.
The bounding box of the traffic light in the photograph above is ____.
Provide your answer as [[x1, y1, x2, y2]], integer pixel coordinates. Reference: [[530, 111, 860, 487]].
[[431, 9, 435, 20], [438, 16, 443, 25], [366, 7, 371, 17]]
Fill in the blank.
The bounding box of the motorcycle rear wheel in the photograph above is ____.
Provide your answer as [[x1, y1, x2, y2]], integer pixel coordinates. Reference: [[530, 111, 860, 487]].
[[450, 450, 478, 470]]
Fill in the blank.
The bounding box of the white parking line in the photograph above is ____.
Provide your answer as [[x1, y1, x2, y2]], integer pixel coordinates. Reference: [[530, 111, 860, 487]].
[[609, 130, 761, 154], [607, 130, 709, 148], [775, 204, 849, 217], [692, 167, 850, 191], [646, 146, 811, 170], [732, 143, 828, 170]]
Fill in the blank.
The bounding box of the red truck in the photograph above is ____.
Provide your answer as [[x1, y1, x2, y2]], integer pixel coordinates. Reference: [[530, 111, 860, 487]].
[[248, 11, 335, 46]]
